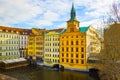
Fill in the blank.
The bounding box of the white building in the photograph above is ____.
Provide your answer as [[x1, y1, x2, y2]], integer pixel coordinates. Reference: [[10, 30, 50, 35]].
[[19, 29, 30, 58]]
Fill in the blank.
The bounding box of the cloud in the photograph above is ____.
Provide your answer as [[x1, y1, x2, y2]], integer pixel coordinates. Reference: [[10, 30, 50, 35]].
[[0, 0, 43, 26], [0, 0, 118, 29]]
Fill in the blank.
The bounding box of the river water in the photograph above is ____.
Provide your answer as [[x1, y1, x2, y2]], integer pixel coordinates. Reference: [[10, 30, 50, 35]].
[[0, 66, 93, 80]]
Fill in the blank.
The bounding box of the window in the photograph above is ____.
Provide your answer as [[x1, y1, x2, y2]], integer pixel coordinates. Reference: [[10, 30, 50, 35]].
[[71, 48, 73, 52], [66, 59, 68, 62], [62, 47, 64, 51], [81, 47, 84, 52], [71, 59, 73, 63], [66, 53, 68, 57], [76, 60, 78, 63], [66, 47, 68, 52], [66, 41, 69, 45], [81, 60, 84, 64], [76, 36, 78, 38], [70, 28, 74, 32], [71, 54, 73, 57], [81, 54, 84, 58], [76, 54, 78, 58], [62, 59, 64, 62], [76, 41, 78, 45], [76, 48, 78, 52], [71, 41, 73, 45], [81, 41, 83, 45], [62, 53, 64, 57]]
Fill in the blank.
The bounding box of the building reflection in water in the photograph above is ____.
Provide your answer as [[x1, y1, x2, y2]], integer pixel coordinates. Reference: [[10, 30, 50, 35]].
[[0, 67, 92, 80]]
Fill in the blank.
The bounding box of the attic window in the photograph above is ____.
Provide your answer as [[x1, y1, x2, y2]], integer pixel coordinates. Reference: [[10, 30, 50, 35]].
[[6, 30, 8, 32], [70, 28, 74, 32]]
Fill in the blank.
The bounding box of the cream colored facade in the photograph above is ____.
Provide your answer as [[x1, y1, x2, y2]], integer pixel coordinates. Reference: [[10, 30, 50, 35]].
[[86, 26, 102, 59], [44, 29, 63, 66], [0, 26, 30, 61], [0, 26, 20, 61]]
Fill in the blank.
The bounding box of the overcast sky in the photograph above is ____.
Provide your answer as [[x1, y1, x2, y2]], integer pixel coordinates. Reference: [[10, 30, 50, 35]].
[[0, 0, 119, 29]]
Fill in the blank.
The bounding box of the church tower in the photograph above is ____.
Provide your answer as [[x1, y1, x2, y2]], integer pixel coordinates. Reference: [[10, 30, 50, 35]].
[[67, 3, 80, 32]]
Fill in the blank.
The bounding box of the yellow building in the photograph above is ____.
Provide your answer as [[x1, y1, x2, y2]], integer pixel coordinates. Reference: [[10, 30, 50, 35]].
[[44, 29, 63, 66], [60, 4, 87, 70], [28, 28, 47, 61], [60, 4, 102, 71]]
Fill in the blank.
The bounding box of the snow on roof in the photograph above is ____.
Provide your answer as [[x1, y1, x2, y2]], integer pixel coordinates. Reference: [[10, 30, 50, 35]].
[[2, 58, 27, 64]]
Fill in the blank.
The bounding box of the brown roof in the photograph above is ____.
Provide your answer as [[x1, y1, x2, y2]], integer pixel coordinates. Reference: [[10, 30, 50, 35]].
[[49, 28, 63, 33], [0, 26, 31, 35]]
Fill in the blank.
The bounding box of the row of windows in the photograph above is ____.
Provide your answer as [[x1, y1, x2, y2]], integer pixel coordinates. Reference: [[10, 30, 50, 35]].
[[61, 59, 84, 64], [61, 35, 84, 39], [45, 49, 59, 52], [45, 43, 59, 46], [62, 47, 84, 52], [20, 36, 28, 39], [36, 52, 43, 55], [61, 40, 84, 45], [0, 47, 19, 50], [62, 53, 84, 58], [45, 38, 59, 41], [6, 47, 19, 50], [36, 42, 43, 45], [36, 38, 43, 40], [45, 54, 59, 57], [0, 34, 19, 39], [20, 41, 27, 45], [45, 59, 59, 63], [0, 41, 19, 44], [36, 47, 43, 50], [6, 52, 19, 56]]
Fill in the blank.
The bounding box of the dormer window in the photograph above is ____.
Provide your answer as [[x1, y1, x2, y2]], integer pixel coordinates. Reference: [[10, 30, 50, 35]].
[[70, 28, 74, 32], [0, 29, 2, 32], [6, 30, 8, 32]]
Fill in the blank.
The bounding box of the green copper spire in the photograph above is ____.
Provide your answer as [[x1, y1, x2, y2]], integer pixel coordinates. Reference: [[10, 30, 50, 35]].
[[69, 3, 76, 21]]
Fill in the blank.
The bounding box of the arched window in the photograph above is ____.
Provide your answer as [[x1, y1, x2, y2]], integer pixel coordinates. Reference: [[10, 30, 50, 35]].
[[66, 41, 69, 45], [76, 41, 78, 45], [71, 41, 73, 45]]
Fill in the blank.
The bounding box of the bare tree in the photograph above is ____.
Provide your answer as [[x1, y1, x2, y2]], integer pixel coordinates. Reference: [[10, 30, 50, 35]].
[[107, 2, 120, 23], [92, 49, 120, 80], [90, 2, 120, 80]]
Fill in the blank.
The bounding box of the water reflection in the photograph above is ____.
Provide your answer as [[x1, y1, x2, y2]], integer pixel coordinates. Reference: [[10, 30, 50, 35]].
[[0, 66, 92, 80]]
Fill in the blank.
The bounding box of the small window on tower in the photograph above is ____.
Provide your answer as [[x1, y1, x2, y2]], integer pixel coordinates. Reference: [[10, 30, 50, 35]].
[[70, 28, 74, 32]]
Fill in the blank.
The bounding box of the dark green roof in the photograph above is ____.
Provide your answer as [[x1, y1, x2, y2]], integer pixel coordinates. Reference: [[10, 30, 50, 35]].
[[79, 26, 90, 32], [61, 29, 67, 34], [61, 26, 90, 34], [68, 3, 77, 21]]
